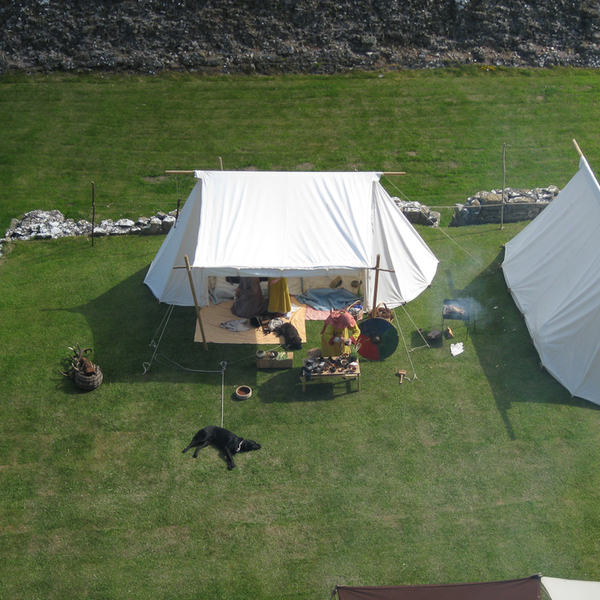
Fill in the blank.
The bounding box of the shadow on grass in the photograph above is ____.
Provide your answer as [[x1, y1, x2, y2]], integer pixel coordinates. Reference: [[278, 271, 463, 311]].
[[50, 246, 596, 435], [50, 264, 296, 393], [47, 265, 233, 383], [460, 249, 599, 439], [257, 367, 360, 403]]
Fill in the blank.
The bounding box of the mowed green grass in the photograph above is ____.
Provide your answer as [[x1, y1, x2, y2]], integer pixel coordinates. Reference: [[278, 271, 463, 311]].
[[1, 69, 600, 599], [2, 67, 600, 231]]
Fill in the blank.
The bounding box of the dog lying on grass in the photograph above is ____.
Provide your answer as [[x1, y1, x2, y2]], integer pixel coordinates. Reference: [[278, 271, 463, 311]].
[[182, 425, 261, 470]]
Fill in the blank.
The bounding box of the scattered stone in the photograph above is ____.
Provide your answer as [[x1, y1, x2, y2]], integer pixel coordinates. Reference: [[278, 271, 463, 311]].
[[1, 209, 180, 258], [394, 199, 441, 227], [161, 215, 176, 233]]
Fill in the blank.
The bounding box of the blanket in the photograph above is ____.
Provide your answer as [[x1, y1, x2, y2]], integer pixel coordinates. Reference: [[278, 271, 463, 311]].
[[195, 298, 306, 345], [295, 288, 360, 311]]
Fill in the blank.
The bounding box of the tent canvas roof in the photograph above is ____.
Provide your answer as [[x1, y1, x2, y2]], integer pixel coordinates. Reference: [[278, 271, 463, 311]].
[[502, 156, 600, 405], [541, 576, 600, 600], [144, 171, 438, 310], [334, 576, 541, 600], [333, 576, 600, 600]]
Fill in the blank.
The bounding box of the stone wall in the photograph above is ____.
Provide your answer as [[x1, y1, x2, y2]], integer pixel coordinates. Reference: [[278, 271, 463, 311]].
[[0, 188, 559, 259], [2, 1, 600, 75], [450, 185, 560, 226], [0, 200, 441, 259], [0, 209, 177, 258]]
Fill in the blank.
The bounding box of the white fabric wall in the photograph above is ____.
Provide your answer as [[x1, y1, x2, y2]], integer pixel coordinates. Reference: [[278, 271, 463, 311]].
[[503, 157, 600, 404], [144, 171, 438, 311]]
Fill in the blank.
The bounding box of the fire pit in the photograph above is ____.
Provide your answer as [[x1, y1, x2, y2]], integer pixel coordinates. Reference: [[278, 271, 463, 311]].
[[442, 298, 474, 338]]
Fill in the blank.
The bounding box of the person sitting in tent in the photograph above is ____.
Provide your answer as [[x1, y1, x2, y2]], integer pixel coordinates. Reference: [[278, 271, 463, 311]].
[[231, 277, 268, 319], [320, 309, 361, 357], [267, 277, 292, 317]]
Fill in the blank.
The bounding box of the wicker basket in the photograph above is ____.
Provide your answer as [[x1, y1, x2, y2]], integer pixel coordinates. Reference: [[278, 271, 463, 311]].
[[375, 303, 394, 322], [74, 367, 103, 391], [347, 300, 364, 322]]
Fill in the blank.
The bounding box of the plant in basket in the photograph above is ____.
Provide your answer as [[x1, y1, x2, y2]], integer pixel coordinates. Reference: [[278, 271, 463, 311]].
[[59, 343, 103, 391]]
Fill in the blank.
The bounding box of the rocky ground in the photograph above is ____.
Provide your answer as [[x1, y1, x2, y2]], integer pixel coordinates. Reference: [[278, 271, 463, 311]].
[[1, 0, 600, 75]]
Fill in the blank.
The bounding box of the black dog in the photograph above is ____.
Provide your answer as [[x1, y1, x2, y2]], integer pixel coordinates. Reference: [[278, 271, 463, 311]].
[[273, 322, 302, 351], [182, 426, 261, 470]]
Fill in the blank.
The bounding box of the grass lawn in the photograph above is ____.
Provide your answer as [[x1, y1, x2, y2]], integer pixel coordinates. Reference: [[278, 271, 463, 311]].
[[1, 68, 600, 599], [2, 67, 600, 231]]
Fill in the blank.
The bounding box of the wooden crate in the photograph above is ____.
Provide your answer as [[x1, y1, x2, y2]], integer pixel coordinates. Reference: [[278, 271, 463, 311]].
[[257, 352, 294, 369]]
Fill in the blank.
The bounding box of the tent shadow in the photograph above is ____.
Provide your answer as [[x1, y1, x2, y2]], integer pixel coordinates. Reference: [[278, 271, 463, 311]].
[[49, 265, 233, 383], [461, 249, 598, 440]]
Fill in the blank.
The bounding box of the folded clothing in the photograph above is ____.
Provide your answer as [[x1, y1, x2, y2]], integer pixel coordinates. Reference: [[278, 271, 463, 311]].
[[220, 319, 251, 332]]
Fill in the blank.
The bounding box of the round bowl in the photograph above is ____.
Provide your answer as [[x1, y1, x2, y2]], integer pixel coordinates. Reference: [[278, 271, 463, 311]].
[[235, 385, 252, 400]]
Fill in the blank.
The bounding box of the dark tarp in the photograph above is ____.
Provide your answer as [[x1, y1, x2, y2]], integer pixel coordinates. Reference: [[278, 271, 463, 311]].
[[335, 575, 541, 600]]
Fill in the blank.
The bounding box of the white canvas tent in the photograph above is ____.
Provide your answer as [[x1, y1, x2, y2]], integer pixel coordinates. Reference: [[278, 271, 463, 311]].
[[502, 154, 600, 405], [542, 576, 600, 600], [144, 171, 438, 311]]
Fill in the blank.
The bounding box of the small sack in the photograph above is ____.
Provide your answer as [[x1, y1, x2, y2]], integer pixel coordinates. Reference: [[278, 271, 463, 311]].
[[376, 303, 394, 322]]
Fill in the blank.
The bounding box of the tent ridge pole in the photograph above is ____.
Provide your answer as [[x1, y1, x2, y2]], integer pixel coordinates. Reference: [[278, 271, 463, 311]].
[[572, 139, 584, 158], [166, 170, 406, 175]]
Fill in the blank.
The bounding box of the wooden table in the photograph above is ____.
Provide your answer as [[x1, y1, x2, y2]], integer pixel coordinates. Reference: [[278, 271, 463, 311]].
[[300, 357, 361, 393]]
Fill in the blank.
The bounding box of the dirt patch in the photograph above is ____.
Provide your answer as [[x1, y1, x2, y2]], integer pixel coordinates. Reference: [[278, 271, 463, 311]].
[[142, 175, 170, 183]]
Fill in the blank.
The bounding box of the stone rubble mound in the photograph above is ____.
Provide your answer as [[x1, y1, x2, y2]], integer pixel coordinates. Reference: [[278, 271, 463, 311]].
[[1, 1, 600, 75]]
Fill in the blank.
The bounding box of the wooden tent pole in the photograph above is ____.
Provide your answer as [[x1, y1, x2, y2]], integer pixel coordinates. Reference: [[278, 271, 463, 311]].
[[573, 139, 584, 158], [370, 254, 381, 318], [184, 254, 208, 351], [501, 142, 506, 230], [91, 181, 96, 247]]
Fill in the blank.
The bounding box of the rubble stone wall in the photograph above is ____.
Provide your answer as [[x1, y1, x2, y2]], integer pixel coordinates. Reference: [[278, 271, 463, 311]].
[[450, 185, 560, 226], [2, 1, 600, 75]]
